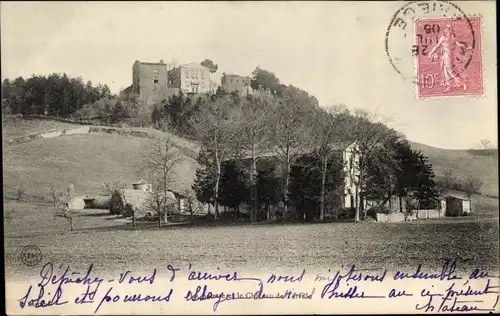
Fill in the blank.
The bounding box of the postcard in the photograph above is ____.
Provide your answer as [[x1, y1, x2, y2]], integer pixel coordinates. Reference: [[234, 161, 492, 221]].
[[2, 0, 498, 314]]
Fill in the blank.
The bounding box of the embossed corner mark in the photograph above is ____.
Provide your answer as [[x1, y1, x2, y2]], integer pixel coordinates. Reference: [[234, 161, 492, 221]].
[[20, 245, 43, 266], [414, 16, 483, 99]]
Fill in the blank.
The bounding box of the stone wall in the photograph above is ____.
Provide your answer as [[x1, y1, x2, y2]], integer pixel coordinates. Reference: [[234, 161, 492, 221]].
[[4, 118, 199, 160]]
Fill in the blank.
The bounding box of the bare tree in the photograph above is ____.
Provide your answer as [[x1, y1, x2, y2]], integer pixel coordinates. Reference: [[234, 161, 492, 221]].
[[480, 139, 491, 150], [62, 203, 75, 231], [189, 96, 239, 220], [234, 95, 272, 222], [143, 188, 167, 228], [137, 137, 185, 223], [268, 90, 311, 220], [310, 106, 350, 221], [103, 181, 127, 195], [350, 109, 395, 222], [182, 189, 204, 223], [461, 175, 483, 199], [49, 185, 60, 206]]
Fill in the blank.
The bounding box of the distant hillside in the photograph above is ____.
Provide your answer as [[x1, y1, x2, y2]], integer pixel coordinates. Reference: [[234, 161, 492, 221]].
[[2, 118, 497, 199], [410, 141, 498, 197]]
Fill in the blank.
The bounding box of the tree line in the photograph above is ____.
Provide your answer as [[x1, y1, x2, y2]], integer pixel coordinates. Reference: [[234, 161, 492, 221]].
[[2, 74, 113, 117]]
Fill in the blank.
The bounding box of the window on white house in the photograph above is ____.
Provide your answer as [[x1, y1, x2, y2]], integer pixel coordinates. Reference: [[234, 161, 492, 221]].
[[153, 79, 159, 84], [153, 67, 159, 74]]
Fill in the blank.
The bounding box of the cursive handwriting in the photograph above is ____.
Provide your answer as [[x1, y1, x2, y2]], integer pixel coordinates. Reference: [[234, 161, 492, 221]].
[[393, 259, 461, 281], [416, 278, 499, 313], [15, 261, 500, 314], [118, 269, 156, 285], [19, 262, 104, 309], [315, 265, 387, 284], [94, 287, 174, 314], [267, 269, 305, 284], [319, 264, 387, 299], [187, 265, 263, 284], [19, 284, 68, 309]]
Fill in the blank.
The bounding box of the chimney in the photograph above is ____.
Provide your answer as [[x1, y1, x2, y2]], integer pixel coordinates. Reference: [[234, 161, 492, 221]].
[[159, 59, 164, 64]]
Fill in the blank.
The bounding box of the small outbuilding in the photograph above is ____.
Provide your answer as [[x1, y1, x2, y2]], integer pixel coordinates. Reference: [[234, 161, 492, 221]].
[[441, 191, 471, 217], [109, 189, 151, 217], [109, 181, 181, 221], [167, 190, 189, 213]]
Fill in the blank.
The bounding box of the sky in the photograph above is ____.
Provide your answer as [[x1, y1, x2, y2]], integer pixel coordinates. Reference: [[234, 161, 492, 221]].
[[1, 1, 497, 149]]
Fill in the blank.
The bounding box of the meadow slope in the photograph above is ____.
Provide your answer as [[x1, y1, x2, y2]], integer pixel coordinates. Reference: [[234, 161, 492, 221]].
[[410, 141, 498, 197], [3, 134, 199, 200]]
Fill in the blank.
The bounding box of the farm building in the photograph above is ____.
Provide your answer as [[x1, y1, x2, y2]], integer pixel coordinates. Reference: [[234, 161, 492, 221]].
[[83, 195, 111, 209], [168, 190, 188, 213], [109, 181, 189, 221], [441, 191, 472, 217]]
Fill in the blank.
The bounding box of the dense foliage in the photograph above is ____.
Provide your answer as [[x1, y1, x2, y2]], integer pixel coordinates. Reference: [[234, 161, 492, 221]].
[[2, 74, 112, 116], [289, 153, 344, 221]]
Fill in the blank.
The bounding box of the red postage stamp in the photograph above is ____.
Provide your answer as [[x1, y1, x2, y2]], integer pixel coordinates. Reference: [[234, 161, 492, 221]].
[[415, 17, 483, 98]]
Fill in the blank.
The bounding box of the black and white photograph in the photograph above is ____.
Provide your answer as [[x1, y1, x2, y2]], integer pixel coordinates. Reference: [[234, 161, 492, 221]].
[[2, 1, 498, 314]]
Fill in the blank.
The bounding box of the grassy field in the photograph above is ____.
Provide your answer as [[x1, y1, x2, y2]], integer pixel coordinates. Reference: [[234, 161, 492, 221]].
[[4, 200, 499, 278]]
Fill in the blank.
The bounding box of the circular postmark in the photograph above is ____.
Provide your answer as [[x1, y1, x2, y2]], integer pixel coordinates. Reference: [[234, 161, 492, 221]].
[[385, 0, 478, 89], [20, 245, 42, 266]]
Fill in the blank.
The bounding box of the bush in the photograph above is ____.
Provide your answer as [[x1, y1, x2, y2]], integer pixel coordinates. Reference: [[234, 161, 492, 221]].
[[73, 98, 117, 120], [365, 205, 394, 220], [337, 207, 356, 219], [16, 186, 26, 201]]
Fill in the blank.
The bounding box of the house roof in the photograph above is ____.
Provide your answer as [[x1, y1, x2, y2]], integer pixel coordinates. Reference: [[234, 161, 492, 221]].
[[133, 179, 148, 185], [168, 189, 187, 199], [139, 61, 167, 66], [180, 62, 210, 70], [118, 189, 150, 209], [441, 190, 469, 200], [116, 189, 177, 208]]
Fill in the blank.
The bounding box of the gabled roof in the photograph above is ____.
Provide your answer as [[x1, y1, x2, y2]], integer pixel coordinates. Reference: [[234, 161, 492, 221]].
[[117, 189, 150, 209], [441, 190, 469, 200], [168, 189, 187, 199], [115, 189, 177, 209], [181, 62, 209, 70]]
